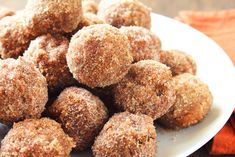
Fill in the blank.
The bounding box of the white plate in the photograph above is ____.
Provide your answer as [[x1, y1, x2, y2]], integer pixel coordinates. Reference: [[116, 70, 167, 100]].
[[1, 1, 235, 156]]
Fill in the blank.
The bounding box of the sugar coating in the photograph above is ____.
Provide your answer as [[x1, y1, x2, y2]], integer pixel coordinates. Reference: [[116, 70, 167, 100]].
[[120, 26, 161, 62], [82, 0, 98, 14], [0, 118, 75, 157], [92, 112, 157, 157], [160, 50, 197, 76], [0, 0, 82, 59], [0, 58, 48, 125], [25, 0, 83, 34], [114, 60, 176, 120], [67, 24, 133, 88], [98, 0, 151, 29], [159, 73, 213, 129], [0, 7, 15, 20], [23, 34, 76, 95], [0, 13, 34, 59], [49, 87, 109, 151]]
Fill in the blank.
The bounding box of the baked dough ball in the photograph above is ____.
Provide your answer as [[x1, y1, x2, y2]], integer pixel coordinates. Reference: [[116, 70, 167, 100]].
[[160, 50, 197, 76], [49, 87, 108, 151], [67, 24, 133, 88], [120, 26, 161, 62], [159, 73, 213, 129], [92, 112, 157, 157], [114, 60, 175, 120], [0, 58, 48, 125], [25, 0, 83, 34], [0, 118, 75, 157], [24, 34, 76, 95], [98, 0, 151, 29]]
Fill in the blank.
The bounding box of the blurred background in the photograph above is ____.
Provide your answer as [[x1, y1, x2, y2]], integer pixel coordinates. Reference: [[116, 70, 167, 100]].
[[1, 0, 235, 17]]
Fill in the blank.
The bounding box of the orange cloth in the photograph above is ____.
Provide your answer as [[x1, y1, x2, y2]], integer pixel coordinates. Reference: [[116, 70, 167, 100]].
[[176, 9, 235, 65], [176, 10, 235, 155], [210, 115, 235, 155]]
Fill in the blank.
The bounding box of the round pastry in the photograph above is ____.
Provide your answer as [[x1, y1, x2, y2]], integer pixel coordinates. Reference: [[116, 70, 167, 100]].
[[114, 60, 175, 120], [24, 34, 76, 95], [25, 0, 83, 33], [0, 13, 33, 59], [0, 118, 75, 157], [159, 73, 213, 129], [49, 87, 108, 151], [67, 24, 133, 88], [160, 50, 197, 76], [0, 58, 48, 125], [92, 112, 157, 157], [120, 26, 161, 62], [98, 0, 151, 29]]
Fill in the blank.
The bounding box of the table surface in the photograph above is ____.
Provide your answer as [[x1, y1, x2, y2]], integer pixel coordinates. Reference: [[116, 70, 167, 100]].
[[0, 0, 234, 156]]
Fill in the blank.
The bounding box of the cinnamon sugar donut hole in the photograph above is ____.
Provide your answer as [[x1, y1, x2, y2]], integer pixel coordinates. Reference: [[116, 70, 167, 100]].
[[25, 0, 83, 34], [23, 34, 76, 95], [92, 112, 157, 157], [0, 0, 82, 59], [114, 60, 175, 120], [0, 58, 48, 125], [0, 118, 75, 157], [159, 73, 213, 129], [49, 87, 108, 151], [67, 24, 133, 88], [120, 26, 161, 62], [0, 13, 34, 59], [160, 50, 197, 76], [98, 0, 151, 29]]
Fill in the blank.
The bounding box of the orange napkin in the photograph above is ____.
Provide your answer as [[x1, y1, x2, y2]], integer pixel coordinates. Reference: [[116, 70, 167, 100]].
[[176, 10, 235, 155], [176, 9, 235, 65]]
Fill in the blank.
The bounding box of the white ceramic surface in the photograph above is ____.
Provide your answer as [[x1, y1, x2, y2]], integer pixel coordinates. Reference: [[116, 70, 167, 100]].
[[0, 1, 235, 157]]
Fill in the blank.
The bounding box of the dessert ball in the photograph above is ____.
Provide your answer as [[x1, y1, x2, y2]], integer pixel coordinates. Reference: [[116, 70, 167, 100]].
[[92, 112, 157, 157], [49, 87, 109, 151], [98, 0, 151, 29], [0, 7, 15, 20], [0, 13, 34, 59], [114, 60, 175, 120], [67, 24, 133, 88], [160, 50, 197, 76], [0, 58, 48, 125], [82, 0, 98, 14], [120, 26, 161, 62], [25, 0, 83, 34], [0, 118, 75, 157], [159, 73, 213, 129], [23, 34, 76, 95]]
